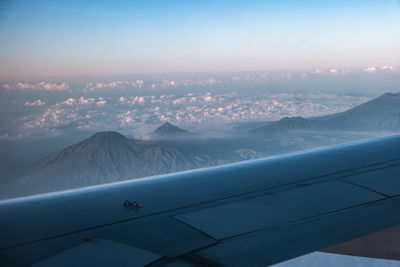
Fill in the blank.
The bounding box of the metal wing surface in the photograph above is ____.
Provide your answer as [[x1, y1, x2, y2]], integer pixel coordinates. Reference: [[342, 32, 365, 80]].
[[1, 135, 400, 266]]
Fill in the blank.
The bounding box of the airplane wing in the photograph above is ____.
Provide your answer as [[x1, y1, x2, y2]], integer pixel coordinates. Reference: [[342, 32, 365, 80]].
[[1, 134, 400, 267]]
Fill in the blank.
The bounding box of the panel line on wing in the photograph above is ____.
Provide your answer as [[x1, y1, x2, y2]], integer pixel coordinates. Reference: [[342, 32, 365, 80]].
[[217, 158, 400, 197], [339, 179, 392, 198], [174, 180, 387, 241], [219, 198, 397, 243]]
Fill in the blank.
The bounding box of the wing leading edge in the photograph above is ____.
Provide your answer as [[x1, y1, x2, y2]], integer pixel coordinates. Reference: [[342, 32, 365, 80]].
[[1, 134, 400, 266]]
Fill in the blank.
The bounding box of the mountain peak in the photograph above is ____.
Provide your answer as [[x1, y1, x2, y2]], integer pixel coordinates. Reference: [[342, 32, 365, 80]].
[[159, 121, 174, 128], [153, 122, 190, 136], [90, 131, 128, 140], [80, 131, 131, 148], [379, 92, 400, 99], [92, 131, 126, 138], [252, 116, 311, 134], [279, 116, 306, 123]]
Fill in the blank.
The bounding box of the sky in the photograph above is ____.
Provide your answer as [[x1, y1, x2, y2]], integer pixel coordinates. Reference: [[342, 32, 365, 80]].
[[0, 0, 399, 78]]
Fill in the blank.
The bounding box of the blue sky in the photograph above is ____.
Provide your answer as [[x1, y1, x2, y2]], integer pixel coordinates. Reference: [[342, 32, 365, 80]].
[[0, 0, 399, 77]]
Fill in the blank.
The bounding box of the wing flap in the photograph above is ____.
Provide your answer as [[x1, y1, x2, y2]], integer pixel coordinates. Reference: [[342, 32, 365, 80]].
[[193, 197, 400, 266], [95, 215, 216, 258], [31, 238, 161, 267], [174, 180, 383, 240], [0, 232, 83, 267]]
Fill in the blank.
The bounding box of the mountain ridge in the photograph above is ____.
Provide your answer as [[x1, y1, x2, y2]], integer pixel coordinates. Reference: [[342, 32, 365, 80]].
[[253, 92, 400, 134]]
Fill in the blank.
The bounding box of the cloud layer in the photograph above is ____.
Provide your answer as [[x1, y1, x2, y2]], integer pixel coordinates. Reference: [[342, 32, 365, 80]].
[[4, 82, 70, 91]]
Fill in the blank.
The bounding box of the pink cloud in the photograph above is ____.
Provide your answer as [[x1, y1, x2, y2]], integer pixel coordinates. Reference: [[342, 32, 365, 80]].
[[24, 99, 45, 106], [363, 66, 376, 73], [381, 65, 393, 71], [15, 82, 70, 91]]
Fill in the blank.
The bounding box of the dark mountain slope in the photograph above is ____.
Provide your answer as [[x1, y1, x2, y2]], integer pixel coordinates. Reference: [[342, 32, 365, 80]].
[[20, 131, 214, 193], [313, 93, 400, 131]]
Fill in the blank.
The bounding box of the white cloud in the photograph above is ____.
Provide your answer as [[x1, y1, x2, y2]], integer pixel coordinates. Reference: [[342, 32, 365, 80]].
[[125, 117, 133, 123], [280, 73, 292, 79], [330, 68, 338, 74], [381, 65, 393, 71], [313, 69, 323, 74], [135, 80, 144, 88], [42, 82, 69, 91], [15, 82, 70, 91], [96, 99, 107, 106], [204, 96, 213, 102], [86, 81, 129, 91], [95, 83, 104, 89], [79, 97, 95, 105], [172, 98, 185, 105], [62, 98, 76, 106], [24, 99, 45, 106], [162, 80, 176, 87], [16, 82, 31, 89], [363, 66, 376, 73], [128, 96, 146, 104]]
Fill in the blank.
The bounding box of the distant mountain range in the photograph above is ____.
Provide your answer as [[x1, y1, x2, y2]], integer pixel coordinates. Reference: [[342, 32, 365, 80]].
[[253, 93, 400, 134], [9, 92, 400, 197]]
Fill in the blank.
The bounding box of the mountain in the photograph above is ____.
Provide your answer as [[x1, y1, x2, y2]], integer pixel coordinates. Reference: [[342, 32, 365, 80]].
[[32, 131, 141, 184], [19, 131, 214, 194], [151, 122, 192, 138], [313, 93, 400, 131], [253, 93, 400, 134], [252, 116, 312, 134]]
